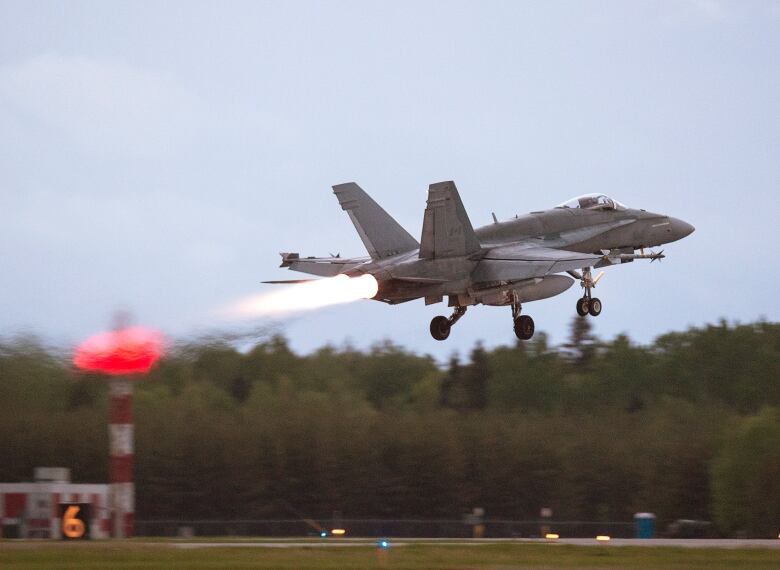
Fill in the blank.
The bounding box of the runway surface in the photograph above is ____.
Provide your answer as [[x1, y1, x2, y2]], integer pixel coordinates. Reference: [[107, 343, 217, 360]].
[[171, 538, 780, 549]]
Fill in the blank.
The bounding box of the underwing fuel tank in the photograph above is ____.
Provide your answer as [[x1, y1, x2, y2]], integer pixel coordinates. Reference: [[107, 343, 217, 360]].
[[475, 275, 574, 306]]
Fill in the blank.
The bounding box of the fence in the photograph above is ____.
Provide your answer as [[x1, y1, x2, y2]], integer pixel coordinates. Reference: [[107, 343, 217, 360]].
[[135, 518, 635, 538]]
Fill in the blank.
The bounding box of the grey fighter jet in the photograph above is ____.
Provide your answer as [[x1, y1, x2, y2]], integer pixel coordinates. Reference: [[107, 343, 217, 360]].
[[268, 182, 694, 341]]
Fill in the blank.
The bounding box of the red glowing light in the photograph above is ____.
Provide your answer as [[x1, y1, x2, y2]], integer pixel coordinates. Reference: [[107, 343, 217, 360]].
[[73, 327, 164, 376]]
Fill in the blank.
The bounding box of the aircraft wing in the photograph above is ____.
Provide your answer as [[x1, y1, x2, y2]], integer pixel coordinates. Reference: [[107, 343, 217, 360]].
[[472, 243, 602, 284]]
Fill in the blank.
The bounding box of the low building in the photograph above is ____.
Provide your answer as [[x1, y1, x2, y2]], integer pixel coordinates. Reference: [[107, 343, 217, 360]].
[[0, 467, 110, 539]]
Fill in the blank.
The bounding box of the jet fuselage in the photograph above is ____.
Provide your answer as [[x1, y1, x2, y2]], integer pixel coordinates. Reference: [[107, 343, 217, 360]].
[[358, 205, 694, 305]]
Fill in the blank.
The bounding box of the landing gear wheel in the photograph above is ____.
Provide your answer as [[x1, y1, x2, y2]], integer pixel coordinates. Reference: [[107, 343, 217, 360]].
[[514, 315, 535, 340], [430, 316, 451, 341], [588, 297, 602, 317], [576, 297, 590, 317]]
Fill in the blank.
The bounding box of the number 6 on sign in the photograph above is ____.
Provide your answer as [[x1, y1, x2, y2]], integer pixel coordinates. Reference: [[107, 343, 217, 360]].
[[62, 505, 86, 539]]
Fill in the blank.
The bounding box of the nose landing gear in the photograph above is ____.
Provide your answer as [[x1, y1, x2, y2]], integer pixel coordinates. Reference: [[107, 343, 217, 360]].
[[430, 306, 467, 341], [575, 267, 603, 317]]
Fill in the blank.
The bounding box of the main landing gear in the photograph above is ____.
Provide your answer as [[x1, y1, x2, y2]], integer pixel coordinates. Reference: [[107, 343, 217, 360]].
[[576, 267, 603, 317], [430, 302, 536, 342], [430, 306, 467, 341], [511, 297, 535, 341]]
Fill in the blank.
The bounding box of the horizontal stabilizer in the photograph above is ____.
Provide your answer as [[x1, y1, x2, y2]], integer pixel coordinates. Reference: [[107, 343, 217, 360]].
[[420, 181, 481, 259], [333, 182, 419, 259], [262, 279, 317, 284], [277, 251, 371, 277]]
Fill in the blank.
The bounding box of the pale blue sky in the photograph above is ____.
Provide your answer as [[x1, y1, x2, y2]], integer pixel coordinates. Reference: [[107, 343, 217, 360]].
[[1, 1, 778, 358]]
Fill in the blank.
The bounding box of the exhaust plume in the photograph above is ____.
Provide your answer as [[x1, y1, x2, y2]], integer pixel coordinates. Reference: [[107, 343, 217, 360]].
[[221, 274, 379, 319]]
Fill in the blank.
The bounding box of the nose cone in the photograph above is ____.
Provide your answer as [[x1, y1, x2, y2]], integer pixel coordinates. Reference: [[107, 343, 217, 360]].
[[669, 217, 695, 241]]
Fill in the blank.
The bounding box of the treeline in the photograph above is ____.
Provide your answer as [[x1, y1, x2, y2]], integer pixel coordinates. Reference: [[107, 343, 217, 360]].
[[0, 319, 778, 537]]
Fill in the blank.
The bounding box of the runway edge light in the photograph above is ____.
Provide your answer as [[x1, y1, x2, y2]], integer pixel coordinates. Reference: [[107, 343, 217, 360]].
[[331, 528, 346, 536], [596, 535, 611, 542], [545, 533, 559, 540]]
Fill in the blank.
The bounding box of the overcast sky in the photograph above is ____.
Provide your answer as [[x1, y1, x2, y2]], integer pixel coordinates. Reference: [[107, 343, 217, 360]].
[[1, 0, 778, 359]]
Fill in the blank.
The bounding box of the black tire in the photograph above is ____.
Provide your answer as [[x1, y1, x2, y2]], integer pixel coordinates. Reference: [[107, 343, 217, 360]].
[[576, 297, 590, 316], [588, 297, 602, 317], [514, 315, 535, 340], [430, 316, 451, 341]]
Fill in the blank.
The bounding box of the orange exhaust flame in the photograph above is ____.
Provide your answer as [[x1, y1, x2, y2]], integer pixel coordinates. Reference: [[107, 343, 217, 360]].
[[221, 274, 379, 319]]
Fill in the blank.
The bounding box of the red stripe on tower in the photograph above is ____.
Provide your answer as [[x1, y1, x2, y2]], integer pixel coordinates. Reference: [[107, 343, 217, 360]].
[[109, 393, 133, 424], [109, 456, 133, 484]]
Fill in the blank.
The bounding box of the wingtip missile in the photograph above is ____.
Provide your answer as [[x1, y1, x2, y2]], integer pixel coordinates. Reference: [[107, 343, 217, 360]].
[[279, 252, 300, 267]]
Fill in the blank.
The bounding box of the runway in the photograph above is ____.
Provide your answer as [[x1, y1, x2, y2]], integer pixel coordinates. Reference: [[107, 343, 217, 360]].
[[171, 538, 780, 549]]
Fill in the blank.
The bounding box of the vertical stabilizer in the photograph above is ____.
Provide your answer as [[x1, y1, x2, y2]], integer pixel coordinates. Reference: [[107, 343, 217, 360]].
[[333, 182, 419, 259], [419, 181, 481, 259]]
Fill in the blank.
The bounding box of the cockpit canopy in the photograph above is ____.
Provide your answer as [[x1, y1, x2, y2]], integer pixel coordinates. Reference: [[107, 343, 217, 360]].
[[556, 193, 627, 211]]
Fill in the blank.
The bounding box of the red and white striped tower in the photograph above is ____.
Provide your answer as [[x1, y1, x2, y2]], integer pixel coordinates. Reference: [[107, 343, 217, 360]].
[[73, 322, 163, 539], [109, 378, 135, 538]]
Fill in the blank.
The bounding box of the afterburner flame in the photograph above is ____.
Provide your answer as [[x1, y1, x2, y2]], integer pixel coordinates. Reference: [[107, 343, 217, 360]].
[[222, 274, 379, 318]]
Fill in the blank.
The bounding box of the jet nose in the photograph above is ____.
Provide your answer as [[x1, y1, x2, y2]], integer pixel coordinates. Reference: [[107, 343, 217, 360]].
[[669, 217, 695, 241]]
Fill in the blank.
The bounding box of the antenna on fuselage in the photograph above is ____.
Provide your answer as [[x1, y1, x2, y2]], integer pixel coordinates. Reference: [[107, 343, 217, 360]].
[[491, 212, 498, 223]]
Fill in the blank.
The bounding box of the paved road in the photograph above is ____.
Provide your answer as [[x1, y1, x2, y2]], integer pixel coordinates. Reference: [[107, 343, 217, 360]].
[[172, 538, 780, 549]]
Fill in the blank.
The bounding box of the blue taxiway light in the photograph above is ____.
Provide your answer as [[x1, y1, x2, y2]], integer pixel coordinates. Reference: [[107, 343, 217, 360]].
[[377, 539, 390, 549]]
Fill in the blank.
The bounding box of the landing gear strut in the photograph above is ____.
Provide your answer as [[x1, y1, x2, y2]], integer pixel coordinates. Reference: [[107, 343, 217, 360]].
[[511, 296, 535, 341], [430, 306, 467, 341], [576, 267, 603, 317]]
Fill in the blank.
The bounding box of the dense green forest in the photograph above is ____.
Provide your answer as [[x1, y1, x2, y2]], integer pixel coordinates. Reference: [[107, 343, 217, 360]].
[[1, 319, 778, 537]]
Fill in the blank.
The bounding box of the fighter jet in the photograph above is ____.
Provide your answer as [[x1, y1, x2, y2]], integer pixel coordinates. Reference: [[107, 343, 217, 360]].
[[268, 181, 694, 341]]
